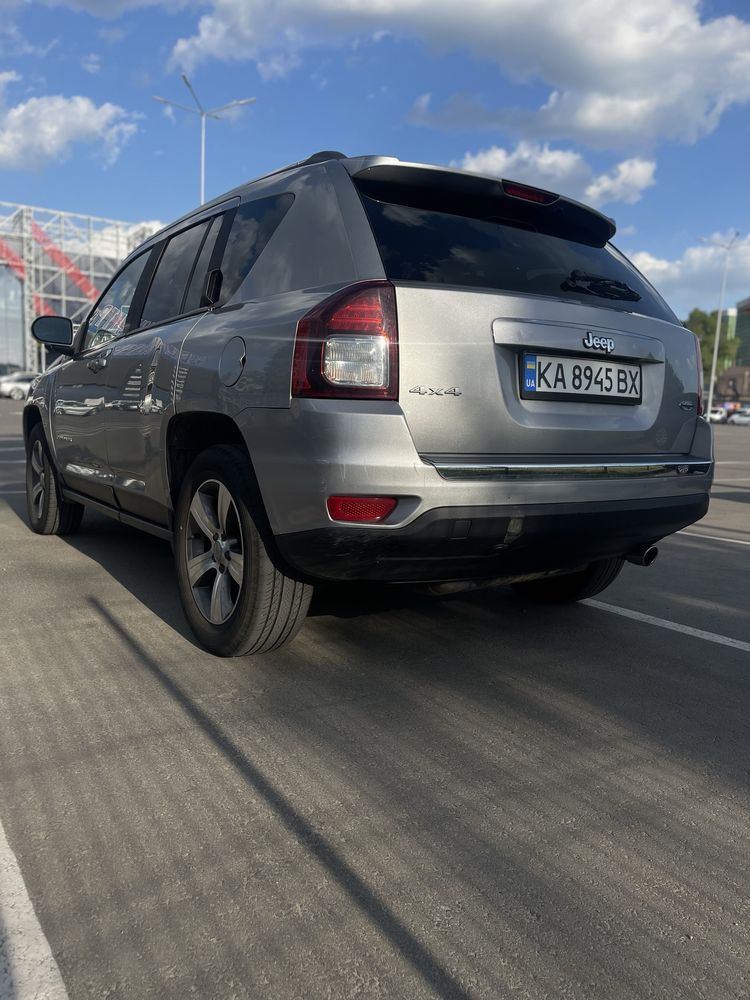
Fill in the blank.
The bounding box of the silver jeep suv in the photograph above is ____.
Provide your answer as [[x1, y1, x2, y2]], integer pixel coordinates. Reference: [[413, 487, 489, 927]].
[[25, 152, 712, 656]]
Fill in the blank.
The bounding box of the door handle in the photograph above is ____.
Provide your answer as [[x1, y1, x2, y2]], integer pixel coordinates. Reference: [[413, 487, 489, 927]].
[[87, 355, 108, 373]]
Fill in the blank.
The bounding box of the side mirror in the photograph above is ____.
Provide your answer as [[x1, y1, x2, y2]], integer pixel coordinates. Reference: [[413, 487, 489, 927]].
[[31, 315, 75, 355], [204, 268, 223, 308]]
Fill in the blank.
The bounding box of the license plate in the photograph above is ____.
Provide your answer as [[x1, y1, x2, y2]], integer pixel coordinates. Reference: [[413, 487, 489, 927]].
[[520, 353, 642, 404]]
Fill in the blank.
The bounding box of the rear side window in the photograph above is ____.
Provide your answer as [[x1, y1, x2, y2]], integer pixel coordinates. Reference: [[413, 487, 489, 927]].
[[218, 194, 294, 304], [359, 196, 675, 322], [141, 220, 210, 328], [183, 214, 223, 313]]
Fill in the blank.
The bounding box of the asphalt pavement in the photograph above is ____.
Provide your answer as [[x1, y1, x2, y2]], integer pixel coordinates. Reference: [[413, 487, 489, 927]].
[[0, 397, 748, 1000]]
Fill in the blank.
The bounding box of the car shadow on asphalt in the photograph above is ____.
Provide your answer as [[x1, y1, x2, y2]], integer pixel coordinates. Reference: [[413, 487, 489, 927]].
[[26, 500, 510, 649], [64, 501, 750, 773], [7, 487, 750, 798], [709, 490, 750, 504]]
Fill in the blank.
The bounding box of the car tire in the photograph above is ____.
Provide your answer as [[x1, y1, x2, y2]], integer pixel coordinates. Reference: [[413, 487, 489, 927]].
[[174, 445, 313, 657], [9, 386, 25, 400], [25, 424, 85, 535], [510, 557, 624, 603]]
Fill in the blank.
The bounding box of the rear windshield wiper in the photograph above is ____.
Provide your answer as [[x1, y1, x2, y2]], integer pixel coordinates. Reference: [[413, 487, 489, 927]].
[[561, 269, 641, 302]]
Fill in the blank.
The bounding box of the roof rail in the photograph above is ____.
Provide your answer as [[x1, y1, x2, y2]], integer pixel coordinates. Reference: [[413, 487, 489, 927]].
[[303, 150, 348, 165], [252, 150, 349, 185]]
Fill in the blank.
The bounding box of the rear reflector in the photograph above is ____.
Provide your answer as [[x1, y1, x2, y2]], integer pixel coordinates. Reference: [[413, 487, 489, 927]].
[[292, 281, 398, 399], [327, 496, 397, 523]]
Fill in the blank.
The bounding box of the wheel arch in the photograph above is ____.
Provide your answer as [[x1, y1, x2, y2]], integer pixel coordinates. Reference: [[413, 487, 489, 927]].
[[165, 410, 267, 522], [23, 404, 44, 447]]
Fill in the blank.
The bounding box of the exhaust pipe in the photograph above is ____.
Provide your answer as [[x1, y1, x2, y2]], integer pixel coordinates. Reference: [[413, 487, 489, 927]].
[[626, 545, 659, 567]]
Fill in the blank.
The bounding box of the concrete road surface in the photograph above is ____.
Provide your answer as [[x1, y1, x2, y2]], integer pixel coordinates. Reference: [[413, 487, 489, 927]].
[[0, 397, 748, 1000]]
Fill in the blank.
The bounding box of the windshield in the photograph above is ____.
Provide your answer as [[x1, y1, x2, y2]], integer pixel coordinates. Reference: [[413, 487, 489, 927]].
[[359, 195, 676, 323]]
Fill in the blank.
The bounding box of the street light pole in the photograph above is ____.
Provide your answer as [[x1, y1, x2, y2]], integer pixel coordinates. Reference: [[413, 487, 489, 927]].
[[200, 112, 206, 206], [702, 231, 739, 417], [153, 75, 256, 205]]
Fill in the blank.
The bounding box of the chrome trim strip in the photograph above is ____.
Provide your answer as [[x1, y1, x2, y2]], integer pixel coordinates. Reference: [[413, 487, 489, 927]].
[[426, 460, 712, 481]]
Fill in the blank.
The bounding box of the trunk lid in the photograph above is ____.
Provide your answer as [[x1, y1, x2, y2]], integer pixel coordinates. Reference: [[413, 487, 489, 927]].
[[349, 161, 700, 458], [394, 285, 699, 456]]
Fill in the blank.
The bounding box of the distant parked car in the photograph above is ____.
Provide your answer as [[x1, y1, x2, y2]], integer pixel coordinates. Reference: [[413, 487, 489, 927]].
[[727, 408, 750, 426], [0, 371, 39, 400], [708, 407, 728, 424]]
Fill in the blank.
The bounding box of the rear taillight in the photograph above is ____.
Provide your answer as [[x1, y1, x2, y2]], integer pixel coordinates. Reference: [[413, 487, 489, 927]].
[[694, 334, 704, 416], [292, 281, 398, 399]]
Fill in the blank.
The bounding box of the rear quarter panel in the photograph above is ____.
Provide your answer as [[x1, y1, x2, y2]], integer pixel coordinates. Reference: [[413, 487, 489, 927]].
[[175, 162, 368, 417]]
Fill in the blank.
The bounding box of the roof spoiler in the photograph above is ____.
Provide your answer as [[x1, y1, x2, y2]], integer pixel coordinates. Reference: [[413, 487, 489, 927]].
[[351, 162, 617, 247]]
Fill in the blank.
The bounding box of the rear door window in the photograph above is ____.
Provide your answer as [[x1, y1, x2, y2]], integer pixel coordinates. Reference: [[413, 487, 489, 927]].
[[140, 220, 210, 328], [358, 195, 675, 322], [218, 194, 294, 304]]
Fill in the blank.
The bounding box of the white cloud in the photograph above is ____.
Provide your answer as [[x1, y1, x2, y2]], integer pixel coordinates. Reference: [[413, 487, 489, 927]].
[[630, 233, 750, 319], [461, 142, 589, 197], [81, 52, 101, 74], [99, 25, 128, 44], [458, 142, 655, 208], [412, 92, 431, 116], [38, 0, 179, 13], [584, 158, 656, 206], [0, 79, 138, 169], [166, 0, 750, 148], [0, 71, 21, 93], [0, 24, 57, 57], [257, 51, 301, 81]]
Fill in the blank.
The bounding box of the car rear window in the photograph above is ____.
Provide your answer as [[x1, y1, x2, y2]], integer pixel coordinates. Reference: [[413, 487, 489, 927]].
[[358, 195, 675, 322]]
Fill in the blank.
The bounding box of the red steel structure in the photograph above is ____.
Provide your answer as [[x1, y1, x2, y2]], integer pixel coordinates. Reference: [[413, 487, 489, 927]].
[[0, 201, 160, 369]]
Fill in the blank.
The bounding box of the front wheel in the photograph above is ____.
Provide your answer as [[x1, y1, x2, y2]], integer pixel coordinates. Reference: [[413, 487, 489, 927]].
[[510, 558, 624, 603], [9, 386, 25, 400], [174, 446, 312, 657]]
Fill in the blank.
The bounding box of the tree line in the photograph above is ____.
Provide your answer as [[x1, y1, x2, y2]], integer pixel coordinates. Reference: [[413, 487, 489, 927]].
[[683, 308, 738, 374]]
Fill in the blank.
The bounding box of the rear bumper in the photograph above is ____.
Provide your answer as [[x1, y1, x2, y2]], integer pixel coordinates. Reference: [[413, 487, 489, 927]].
[[275, 493, 709, 583]]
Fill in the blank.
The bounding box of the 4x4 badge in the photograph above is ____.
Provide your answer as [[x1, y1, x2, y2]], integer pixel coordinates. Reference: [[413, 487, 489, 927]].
[[409, 386, 462, 396], [582, 331, 615, 353]]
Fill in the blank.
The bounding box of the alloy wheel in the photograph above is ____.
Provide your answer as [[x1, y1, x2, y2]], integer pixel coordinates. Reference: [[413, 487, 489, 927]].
[[29, 440, 46, 520], [185, 479, 245, 625]]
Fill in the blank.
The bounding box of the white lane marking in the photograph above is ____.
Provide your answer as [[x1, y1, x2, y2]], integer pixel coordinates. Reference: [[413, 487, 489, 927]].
[[716, 461, 750, 465], [584, 600, 750, 654], [677, 530, 750, 547], [0, 815, 69, 999], [0, 460, 25, 464], [0, 490, 25, 495]]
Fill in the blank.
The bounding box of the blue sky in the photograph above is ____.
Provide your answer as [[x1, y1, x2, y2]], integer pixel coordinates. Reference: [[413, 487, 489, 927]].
[[1, 0, 748, 317]]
